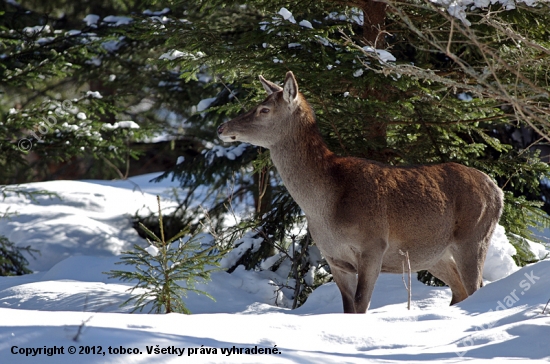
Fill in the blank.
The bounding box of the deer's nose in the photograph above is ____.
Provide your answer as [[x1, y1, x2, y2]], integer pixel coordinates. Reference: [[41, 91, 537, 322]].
[[217, 124, 225, 135]]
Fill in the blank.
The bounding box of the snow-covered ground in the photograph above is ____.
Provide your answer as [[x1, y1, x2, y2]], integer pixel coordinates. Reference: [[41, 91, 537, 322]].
[[1, 173, 549, 363]]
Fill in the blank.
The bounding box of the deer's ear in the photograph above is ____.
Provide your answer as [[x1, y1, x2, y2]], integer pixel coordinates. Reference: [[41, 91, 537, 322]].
[[283, 71, 298, 104], [259, 75, 283, 95]]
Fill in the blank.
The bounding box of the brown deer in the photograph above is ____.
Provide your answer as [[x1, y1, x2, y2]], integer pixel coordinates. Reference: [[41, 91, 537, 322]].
[[217, 71, 504, 313]]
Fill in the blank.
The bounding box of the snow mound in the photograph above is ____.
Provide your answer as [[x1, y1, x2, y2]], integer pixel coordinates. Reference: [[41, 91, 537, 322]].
[[483, 225, 519, 281], [459, 260, 550, 312], [0, 174, 180, 272], [0, 175, 549, 362], [526, 239, 550, 260]]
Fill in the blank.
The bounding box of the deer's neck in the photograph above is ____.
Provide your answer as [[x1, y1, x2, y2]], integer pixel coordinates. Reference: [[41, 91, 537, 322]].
[[269, 115, 337, 215]]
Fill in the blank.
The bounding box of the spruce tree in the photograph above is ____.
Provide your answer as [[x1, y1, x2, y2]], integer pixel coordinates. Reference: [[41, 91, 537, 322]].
[[106, 196, 225, 314], [150, 0, 550, 293], [0, 235, 38, 275], [2, 0, 549, 303]]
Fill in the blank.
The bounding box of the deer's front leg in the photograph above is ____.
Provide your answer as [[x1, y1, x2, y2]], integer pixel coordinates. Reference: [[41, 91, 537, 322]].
[[354, 242, 386, 313], [327, 258, 358, 313]]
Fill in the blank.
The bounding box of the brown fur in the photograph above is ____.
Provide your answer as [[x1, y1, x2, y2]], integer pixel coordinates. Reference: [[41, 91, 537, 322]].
[[218, 71, 504, 313]]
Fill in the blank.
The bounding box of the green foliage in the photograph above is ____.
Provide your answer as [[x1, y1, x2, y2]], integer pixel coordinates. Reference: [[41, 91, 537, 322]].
[[0, 0, 190, 182], [0, 235, 38, 276], [105, 196, 226, 314], [417, 270, 446, 287], [142, 0, 550, 290], [282, 233, 331, 309], [508, 234, 541, 267], [3, 0, 550, 301], [0, 186, 50, 276], [152, 0, 550, 270]]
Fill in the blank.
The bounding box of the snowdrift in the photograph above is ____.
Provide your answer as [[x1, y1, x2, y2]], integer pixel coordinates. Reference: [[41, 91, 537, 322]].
[[0, 173, 549, 363]]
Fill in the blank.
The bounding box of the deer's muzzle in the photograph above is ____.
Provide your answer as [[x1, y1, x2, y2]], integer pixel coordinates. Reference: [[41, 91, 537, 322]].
[[217, 123, 237, 142]]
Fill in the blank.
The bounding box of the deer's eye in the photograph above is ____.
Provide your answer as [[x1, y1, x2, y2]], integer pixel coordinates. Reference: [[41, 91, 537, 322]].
[[260, 108, 270, 114]]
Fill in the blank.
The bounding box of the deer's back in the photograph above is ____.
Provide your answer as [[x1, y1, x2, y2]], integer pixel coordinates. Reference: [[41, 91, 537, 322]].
[[327, 158, 502, 245]]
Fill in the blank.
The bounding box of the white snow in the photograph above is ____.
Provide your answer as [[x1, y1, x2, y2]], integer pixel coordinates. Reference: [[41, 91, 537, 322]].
[[65, 30, 81, 36], [86, 91, 103, 99], [363, 46, 397, 63], [299, 20, 313, 29], [527, 239, 550, 260], [116, 121, 140, 129], [23, 25, 51, 36], [86, 57, 101, 66], [0, 175, 177, 272], [458, 92, 473, 101], [474, 0, 491, 7], [36, 37, 55, 45], [326, 9, 364, 26], [101, 121, 140, 130], [205, 143, 248, 163], [143, 8, 171, 16], [0, 174, 549, 363], [304, 266, 316, 286], [160, 50, 205, 61], [278, 8, 296, 24], [220, 231, 264, 269], [448, 2, 471, 26], [145, 245, 159, 257], [431, 0, 541, 26], [314, 35, 331, 47], [483, 225, 519, 281], [159, 50, 185, 60], [102, 38, 124, 53], [83, 14, 100, 27], [196, 97, 216, 112], [102, 16, 133, 26]]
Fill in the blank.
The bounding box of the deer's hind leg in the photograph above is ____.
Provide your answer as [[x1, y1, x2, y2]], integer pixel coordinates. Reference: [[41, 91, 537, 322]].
[[428, 252, 469, 305], [451, 231, 492, 297]]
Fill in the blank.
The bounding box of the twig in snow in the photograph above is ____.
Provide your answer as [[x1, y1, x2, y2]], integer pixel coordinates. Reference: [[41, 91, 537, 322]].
[[73, 316, 93, 342], [73, 294, 93, 342], [399, 250, 412, 310]]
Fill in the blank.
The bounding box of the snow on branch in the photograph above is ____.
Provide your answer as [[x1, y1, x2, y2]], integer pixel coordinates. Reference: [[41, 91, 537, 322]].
[[431, 0, 543, 26], [343, 2, 550, 142]]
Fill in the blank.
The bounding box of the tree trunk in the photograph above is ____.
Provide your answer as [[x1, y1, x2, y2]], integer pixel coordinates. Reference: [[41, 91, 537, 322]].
[[358, 0, 388, 46], [356, 0, 390, 162]]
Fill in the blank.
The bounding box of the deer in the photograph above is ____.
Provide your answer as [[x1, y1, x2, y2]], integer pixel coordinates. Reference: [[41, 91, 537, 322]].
[[217, 71, 504, 313]]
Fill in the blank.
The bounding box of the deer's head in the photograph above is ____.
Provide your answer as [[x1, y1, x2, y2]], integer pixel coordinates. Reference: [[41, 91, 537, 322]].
[[217, 71, 301, 148]]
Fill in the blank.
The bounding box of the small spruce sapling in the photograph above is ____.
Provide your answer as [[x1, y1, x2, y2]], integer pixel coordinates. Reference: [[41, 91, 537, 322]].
[[106, 196, 226, 314], [0, 187, 51, 276], [0, 236, 39, 276]]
